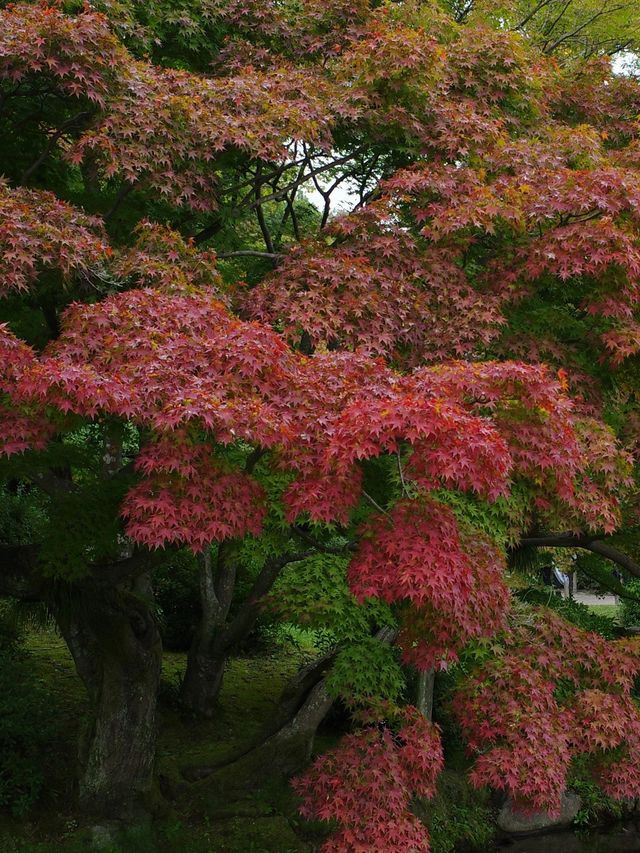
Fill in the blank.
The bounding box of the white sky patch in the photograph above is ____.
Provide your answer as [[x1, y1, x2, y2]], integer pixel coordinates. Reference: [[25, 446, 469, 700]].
[[613, 51, 639, 75], [303, 176, 360, 215]]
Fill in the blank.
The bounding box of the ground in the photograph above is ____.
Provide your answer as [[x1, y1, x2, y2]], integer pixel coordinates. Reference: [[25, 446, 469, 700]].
[[0, 628, 326, 853], [0, 604, 624, 852]]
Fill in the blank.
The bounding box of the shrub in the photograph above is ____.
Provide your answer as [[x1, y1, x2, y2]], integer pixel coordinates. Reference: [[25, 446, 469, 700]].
[[620, 579, 640, 628]]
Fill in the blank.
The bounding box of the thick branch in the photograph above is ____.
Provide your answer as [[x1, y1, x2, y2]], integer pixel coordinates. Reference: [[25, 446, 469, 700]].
[[254, 162, 276, 254], [90, 548, 168, 586], [518, 532, 640, 579], [30, 470, 77, 496], [214, 550, 315, 651], [217, 250, 282, 260]]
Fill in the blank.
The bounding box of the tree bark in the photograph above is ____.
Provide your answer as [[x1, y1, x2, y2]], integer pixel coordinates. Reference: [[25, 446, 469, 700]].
[[180, 547, 314, 718], [0, 545, 163, 824], [180, 547, 235, 716], [416, 669, 435, 721], [55, 577, 162, 823]]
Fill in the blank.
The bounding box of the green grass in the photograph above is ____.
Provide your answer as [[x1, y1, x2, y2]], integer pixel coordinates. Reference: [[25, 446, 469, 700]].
[[587, 604, 620, 620]]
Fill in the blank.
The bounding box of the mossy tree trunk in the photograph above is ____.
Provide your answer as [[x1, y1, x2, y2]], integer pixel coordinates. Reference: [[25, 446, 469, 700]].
[[180, 547, 235, 717], [56, 574, 162, 823], [416, 669, 435, 720]]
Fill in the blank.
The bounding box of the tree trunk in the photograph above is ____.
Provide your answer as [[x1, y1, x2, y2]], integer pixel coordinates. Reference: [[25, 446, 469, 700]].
[[180, 547, 313, 718], [180, 648, 226, 718], [55, 577, 162, 823], [180, 548, 235, 716], [416, 668, 435, 720]]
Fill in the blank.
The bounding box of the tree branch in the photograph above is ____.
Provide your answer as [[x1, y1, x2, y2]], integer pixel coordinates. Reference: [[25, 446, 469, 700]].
[[518, 532, 640, 579], [544, 3, 632, 53], [217, 250, 282, 260], [214, 550, 315, 651], [20, 111, 91, 183], [512, 0, 558, 32], [245, 151, 365, 211], [254, 162, 276, 254], [89, 548, 168, 586]]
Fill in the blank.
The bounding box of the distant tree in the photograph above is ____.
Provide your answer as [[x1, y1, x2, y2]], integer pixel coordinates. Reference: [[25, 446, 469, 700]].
[[444, 0, 640, 58]]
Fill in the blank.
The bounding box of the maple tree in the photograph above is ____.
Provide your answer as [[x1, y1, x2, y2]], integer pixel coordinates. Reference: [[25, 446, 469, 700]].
[[294, 709, 444, 851], [1, 0, 640, 848]]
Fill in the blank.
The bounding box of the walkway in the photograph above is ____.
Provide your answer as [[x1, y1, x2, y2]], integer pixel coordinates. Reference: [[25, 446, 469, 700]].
[[570, 592, 617, 607]]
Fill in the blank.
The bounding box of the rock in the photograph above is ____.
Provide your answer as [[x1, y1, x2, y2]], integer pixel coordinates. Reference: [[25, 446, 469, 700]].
[[498, 791, 582, 836]]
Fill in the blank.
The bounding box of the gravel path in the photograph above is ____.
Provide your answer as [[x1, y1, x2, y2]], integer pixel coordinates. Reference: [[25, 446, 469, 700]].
[[571, 592, 618, 606]]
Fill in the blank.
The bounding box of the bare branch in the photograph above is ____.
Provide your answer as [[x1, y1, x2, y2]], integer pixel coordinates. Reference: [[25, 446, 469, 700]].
[[245, 150, 365, 211], [254, 162, 276, 254], [544, 3, 633, 53], [20, 111, 91, 183], [217, 250, 282, 260], [512, 0, 558, 32], [540, 0, 574, 41], [362, 489, 391, 516], [453, 0, 475, 23], [397, 451, 409, 497]]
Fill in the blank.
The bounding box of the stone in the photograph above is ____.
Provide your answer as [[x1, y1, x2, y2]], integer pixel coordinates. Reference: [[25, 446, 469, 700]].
[[497, 791, 582, 836]]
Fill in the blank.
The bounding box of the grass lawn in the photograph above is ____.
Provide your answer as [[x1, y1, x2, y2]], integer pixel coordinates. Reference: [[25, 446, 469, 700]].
[[587, 604, 620, 620]]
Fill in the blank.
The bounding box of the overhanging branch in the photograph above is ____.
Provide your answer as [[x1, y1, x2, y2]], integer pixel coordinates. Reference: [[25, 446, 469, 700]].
[[518, 532, 640, 579]]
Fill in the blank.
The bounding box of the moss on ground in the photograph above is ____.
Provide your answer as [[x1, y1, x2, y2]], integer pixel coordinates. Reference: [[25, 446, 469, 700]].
[[0, 629, 320, 852], [1, 629, 495, 852]]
